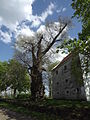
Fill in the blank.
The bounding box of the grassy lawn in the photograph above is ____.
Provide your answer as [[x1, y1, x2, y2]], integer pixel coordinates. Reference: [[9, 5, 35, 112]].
[[0, 99, 90, 120], [39, 99, 90, 108], [0, 101, 61, 120]]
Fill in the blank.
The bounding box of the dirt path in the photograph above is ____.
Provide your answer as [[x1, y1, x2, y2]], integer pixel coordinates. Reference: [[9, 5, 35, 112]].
[[0, 108, 36, 120]]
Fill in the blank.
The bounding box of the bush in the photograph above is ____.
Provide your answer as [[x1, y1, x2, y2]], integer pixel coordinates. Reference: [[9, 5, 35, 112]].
[[15, 93, 31, 99]]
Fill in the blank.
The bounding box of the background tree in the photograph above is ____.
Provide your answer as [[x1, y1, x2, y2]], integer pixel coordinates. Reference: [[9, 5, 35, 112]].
[[71, 0, 90, 99], [0, 61, 9, 96], [7, 59, 30, 97], [15, 18, 71, 100]]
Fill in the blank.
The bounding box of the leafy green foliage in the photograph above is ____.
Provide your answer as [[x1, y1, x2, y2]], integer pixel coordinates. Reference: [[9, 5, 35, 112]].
[[7, 59, 30, 95], [15, 93, 31, 99], [60, 36, 90, 74], [0, 99, 90, 120], [71, 55, 83, 85], [0, 61, 9, 92], [0, 60, 30, 97], [71, 0, 90, 23]]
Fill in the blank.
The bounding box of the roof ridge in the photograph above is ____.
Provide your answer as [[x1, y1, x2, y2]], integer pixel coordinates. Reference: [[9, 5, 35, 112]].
[[52, 53, 72, 71]]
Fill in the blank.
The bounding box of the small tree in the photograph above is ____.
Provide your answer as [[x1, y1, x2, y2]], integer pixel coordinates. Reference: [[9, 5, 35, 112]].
[[0, 61, 9, 96], [8, 59, 30, 97]]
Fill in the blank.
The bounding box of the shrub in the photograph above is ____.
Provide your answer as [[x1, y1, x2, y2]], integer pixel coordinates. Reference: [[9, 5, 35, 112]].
[[15, 93, 31, 99]]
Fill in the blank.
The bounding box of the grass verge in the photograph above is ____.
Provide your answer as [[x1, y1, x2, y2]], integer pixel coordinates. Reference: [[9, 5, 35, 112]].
[[0, 101, 62, 120]]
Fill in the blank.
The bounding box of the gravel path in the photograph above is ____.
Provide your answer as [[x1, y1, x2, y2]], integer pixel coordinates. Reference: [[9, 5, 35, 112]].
[[0, 108, 36, 120]]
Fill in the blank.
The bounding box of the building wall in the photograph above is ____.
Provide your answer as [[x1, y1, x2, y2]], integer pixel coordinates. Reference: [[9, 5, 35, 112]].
[[52, 55, 86, 100]]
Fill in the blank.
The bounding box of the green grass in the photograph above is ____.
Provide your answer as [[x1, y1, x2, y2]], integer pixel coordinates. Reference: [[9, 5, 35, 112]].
[[0, 101, 61, 120], [0, 99, 90, 120], [32, 99, 90, 108]]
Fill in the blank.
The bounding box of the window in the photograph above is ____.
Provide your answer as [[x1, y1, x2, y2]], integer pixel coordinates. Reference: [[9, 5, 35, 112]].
[[77, 88, 80, 93], [57, 92, 59, 94], [56, 82, 59, 85], [56, 70, 58, 75], [65, 79, 68, 83], [72, 88, 76, 94], [66, 90, 69, 94], [64, 65, 67, 70], [65, 89, 70, 95]]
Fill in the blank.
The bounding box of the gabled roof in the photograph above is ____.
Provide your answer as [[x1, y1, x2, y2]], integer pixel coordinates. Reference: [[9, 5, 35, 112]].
[[52, 53, 72, 71]]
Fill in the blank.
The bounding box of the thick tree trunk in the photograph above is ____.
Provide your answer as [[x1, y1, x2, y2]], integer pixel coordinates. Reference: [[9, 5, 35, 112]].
[[30, 37, 45, 101], [31, 65, 45, 101]]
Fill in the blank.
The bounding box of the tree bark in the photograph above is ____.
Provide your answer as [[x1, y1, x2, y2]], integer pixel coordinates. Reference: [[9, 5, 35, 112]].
[[13, 88, 16, 97], [31, 64, 45, 101]]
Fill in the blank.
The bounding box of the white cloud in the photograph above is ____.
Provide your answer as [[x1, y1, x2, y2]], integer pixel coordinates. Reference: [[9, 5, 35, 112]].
[[40, 2, 55, 22], [30, 2, 55, 28], [37, 25, 46, 33], [17, 26, 35, 37], [0, 0, 55, 29], [62, 7, 66, 12], [0, 30, 12, 43], [0, 0, 56, 43], [0, 0, 35, 30], [56, 9, 62, 13], [56, 7, 66, 13], [68, 36, 74, 40], [54, 51, 67, 62]]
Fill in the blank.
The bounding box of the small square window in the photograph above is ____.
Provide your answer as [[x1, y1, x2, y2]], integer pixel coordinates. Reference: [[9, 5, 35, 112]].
[[56, 70, 58, 74], [64, 65, 67, 70], [66, 90, 69, 93], [77, 88, 79, 92], [56, 82, 59, 85], [65, 79, 68, 83], [57, 92, 59, 94]]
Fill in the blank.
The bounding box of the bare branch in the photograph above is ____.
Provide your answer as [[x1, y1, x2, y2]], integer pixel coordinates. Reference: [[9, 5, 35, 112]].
[[42, 23, 67, 56], [37, 35, 43, 58]]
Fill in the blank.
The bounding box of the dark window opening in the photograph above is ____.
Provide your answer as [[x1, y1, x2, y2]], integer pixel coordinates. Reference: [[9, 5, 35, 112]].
[[56, 70, 58, 74], [57, 82, 59, 85], [77, 88, 79, 92], [64, 65, 67, 70], [66, 90, 69, 94], [73, 88, 76, 92], [73, 89, 76, 94], [57, 92, 59, 94], [65, 79, 68, 83]]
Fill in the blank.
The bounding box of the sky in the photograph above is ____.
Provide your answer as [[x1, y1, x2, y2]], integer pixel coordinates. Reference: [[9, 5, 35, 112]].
[[0, 0, 82, 62]]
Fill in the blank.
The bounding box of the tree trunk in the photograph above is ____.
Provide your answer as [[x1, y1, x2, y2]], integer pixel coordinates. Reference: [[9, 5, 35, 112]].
[[49, 78, 52, 98], [5, 90, 7, 98], [31, 65, 45, 101], [13, 88, 16, 97]]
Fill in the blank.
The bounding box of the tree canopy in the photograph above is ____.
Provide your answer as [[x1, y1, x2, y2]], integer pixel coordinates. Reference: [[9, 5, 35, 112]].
[[0, 60, 30, 97]]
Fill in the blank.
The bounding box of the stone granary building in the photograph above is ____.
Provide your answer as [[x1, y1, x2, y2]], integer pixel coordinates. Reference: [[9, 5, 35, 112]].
[[52, 53, 86, 100]]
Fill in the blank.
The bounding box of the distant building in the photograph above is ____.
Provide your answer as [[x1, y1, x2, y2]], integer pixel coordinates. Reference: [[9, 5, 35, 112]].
[[52, 53, 87, 100]]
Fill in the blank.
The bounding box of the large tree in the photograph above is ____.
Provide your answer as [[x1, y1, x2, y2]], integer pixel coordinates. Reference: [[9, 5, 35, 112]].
[[72, 0, 90, 74], [71, 0, 90, 99], [15, 18, 71, 100]]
